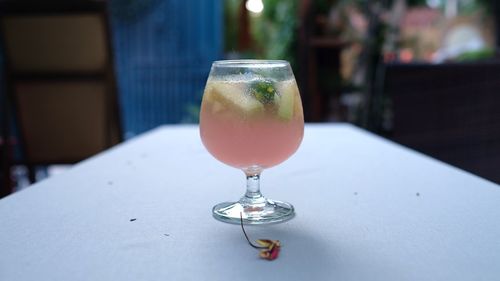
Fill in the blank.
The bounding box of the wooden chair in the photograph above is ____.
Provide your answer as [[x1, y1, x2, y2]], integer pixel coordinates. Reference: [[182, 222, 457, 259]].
[[382, 62, 500, 183], [0, 0, 122, 192]]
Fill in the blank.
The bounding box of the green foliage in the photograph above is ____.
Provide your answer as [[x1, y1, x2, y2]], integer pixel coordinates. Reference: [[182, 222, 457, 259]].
[[455, 48, 495, 61], [223, 0, 299, 67], [251, 0, 298, 67], [224, 0, 241, 52]]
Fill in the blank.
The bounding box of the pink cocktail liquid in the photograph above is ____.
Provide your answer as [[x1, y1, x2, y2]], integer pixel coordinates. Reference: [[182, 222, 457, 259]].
[[200, 79, 304, 170]]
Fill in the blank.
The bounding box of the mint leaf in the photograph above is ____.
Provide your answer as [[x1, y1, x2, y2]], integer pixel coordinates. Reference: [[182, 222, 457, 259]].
[[250, 80, 277, 105]]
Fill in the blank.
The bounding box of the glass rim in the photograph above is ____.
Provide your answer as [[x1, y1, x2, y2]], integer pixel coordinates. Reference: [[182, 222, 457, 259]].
[[212, 59, 289, 68]]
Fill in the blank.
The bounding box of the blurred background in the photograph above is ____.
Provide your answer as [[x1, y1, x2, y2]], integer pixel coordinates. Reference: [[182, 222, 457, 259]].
[[1, 0, 499, 196]]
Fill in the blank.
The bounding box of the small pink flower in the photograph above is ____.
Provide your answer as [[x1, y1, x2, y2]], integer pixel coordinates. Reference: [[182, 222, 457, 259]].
[[240, 213, 281, 261], [256, 239, 281, 260]]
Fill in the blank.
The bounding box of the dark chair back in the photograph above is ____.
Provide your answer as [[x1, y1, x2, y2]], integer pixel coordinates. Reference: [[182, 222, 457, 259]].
[[384, 62, 500, 183], [0, 1, 122, 166]]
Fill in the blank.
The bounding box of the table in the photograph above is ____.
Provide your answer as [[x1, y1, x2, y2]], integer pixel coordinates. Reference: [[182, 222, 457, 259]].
[[1, 124, 499, 281]]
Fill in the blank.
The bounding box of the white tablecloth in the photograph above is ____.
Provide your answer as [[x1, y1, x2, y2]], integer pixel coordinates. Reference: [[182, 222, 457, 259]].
[[1, 124, 499, 281]]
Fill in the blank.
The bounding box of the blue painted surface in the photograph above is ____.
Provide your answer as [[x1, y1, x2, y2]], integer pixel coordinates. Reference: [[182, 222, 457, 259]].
[[110, 0, 222, 137]]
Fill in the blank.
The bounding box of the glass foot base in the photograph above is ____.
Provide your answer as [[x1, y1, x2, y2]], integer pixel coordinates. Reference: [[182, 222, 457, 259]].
[[212, 198, 295, 225]]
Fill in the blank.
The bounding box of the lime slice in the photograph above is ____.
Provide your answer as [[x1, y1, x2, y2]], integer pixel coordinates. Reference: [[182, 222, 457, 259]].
[[277, 84, 295, 120], [208, 82, 264, 114]]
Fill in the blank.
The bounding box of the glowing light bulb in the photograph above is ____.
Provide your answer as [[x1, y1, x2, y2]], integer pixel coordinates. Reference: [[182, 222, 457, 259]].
[[246, 0, 264, 14]]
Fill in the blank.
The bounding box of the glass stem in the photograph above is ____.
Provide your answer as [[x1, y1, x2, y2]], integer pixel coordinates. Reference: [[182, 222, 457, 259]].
[[244, 174, 266, 204]]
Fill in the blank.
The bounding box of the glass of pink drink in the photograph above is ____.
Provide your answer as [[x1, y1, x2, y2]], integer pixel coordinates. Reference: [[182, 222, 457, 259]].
[[199, 60, 304, 224]]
